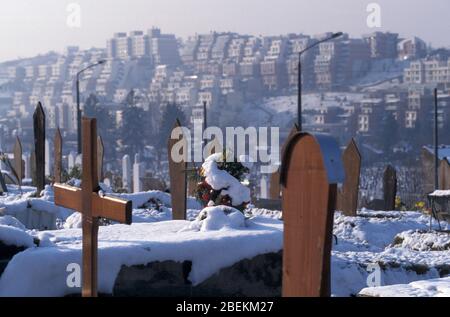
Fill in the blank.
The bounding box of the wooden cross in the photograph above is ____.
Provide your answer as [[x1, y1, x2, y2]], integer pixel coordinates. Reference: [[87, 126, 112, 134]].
[[54, 128, 62, 183], [33, 102, 46, 194], [54, 118, 132, 297]]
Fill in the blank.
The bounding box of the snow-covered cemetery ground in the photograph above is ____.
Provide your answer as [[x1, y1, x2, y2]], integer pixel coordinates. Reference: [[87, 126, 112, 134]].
[[0, 182, 449, 297]]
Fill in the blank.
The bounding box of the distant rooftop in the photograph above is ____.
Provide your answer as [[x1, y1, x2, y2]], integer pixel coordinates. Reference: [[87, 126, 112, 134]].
[[423, 145, 450, 163]]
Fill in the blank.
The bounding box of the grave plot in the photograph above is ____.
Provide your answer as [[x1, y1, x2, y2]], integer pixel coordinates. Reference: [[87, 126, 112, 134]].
[[1, 115, 450, 297]]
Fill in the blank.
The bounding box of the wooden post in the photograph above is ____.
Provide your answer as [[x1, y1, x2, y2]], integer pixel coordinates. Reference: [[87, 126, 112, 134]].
[[383, 165, 397, 211], [168, 119, 187, 220], [13, 137, 23, 187], [337, 139, 361, 216], [280, 132, 344, 297], [97, 135, 104, 182], [54, 117, 132, 297], [54, 128, 62, 183], [0, 172, 7, 193], [439, 160, 450, 190], [33, 102, 46, 194]]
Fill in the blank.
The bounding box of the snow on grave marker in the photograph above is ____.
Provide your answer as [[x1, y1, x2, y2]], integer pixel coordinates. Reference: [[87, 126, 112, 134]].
[[280, 132, 344, 297], [168, 119, 187, 220], [33, 102, 46, 194], [54, 128, 62, 183], [24, 153, 31, 179], [337, 139, 361, 216], [45, 138, 51, 177], [122, 155, 132, 193], [133, 153, 144, 193], [383, 165, 397, 211], [97, 135, 104, 182], [13, 137, 23, 187], [54, 117, 132, 297]]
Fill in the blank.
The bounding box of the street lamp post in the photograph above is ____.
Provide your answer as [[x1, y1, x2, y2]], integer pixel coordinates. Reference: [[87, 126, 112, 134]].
[[297, 32, 343, 130], [76, 60, 106, 154]]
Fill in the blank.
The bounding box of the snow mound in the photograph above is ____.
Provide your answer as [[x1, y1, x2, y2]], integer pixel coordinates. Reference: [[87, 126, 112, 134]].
[[182, 206, 246, 232], [392, 230, 450, 251], [63, 212, 82, 229], [202, 153, 250, 206], [0, 215, 26, 230], [0, 224, 34, 248], [359, 277, 450, 297], [0, 217, 283, 296]]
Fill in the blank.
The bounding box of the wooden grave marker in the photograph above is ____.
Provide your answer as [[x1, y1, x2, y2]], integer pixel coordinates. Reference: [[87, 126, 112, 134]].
[[33, 102, 46, 194], [0, 170, 7, 193], [54, 118, 132, 297], [13, 137, 23, 187], [336, 139, 361, 216], [54, 128, 62, 183], [280, 132, 344, 297], [97, 135, 104, 182], [168, 119, 188, 220], [439, 159, 450, 190], [383, 165, 397, 211]]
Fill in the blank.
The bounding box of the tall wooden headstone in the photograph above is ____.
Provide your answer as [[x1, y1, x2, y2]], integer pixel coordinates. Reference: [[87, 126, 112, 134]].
[[168, 119, 187, 220], [54, 118, 132, 297], [97, 136, 104, 182], [280, 132, 344, 297], [439, 160, 450, 190], [0, 171, 7, 193], [337, 139, 361, 216], [33, 102, 46, 194], [54, 128, 62, 183], [383, 165, 397, 211], [13, 137, 23, 187]]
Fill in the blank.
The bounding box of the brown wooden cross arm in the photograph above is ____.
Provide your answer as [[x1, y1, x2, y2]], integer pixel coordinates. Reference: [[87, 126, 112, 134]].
[[54, 184, 132, 224]]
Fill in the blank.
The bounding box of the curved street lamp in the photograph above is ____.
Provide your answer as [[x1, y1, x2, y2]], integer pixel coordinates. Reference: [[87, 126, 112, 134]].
[[76, 60, 107, 153], [297, 32, 343, 130]]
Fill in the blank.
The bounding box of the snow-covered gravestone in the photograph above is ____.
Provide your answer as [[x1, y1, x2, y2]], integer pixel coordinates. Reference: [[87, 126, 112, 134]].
[[68, 151, 77, 171], [122, 155, 132, 193], [45, 138, 51, 177], [133, 153, 144, 193], [280, 132, 344, 297], [168, 119, 188, 220], [337, 139, 361, 216], [24, 153, 31, 180], [54, 117, 132, 297]]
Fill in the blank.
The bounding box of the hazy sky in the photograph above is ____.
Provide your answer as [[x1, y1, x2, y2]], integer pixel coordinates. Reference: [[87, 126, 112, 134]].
[[1, 0, 449, 62]]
